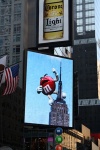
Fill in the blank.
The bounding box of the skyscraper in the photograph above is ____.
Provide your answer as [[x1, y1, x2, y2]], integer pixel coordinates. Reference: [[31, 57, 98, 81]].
[[73, 0, 100, 133], [73, 0, 99, 99], [49, 64, 69, 127], [0, 0, 26, 148], [0, 0, 28, 87]]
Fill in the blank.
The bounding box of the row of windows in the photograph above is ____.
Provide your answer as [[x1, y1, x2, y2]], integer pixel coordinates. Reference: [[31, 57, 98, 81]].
[[0, 0, 12, 5], [77, 10, 94, 18], [0, 23, 21, 35], [0, 0, 21, 5], [77, 0, 94, 4], [77, 3, 94, 11], [0, 45, 20, 54], [0, 15, 11, 25], [0, 3, 21, 15], [0, 35, 20, 47], [0, 14, 21, 27], [0, 6, 11, 15], [77, 25, 95, 33], [77, 17, 95, 25]]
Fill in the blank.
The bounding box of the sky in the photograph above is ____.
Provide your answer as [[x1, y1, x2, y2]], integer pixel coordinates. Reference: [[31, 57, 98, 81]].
[[24, 50, 73, 127]]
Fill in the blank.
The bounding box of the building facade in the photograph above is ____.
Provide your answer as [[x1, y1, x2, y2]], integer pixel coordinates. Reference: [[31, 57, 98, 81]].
[[49, 64, 69, 127], [0, 0, 28, 88], [73, 0, 99, 99], [0, 87, 24, 149], [72, 0, 100, 133], [0, 0, 27, 149], [78, 99, 100, 133]]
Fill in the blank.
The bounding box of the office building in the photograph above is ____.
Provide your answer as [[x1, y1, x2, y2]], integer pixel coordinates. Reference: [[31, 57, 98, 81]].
[[78, 99, 100, 133], [0, 0, 26, 149], [0, 0, 28, 88], [73, 0, 99, 99], [72, 0, 100, 133], [0, 87, 24, 149]]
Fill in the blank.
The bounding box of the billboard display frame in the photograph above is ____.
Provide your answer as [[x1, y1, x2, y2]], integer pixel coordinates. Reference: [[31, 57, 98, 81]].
[[37, 0, 73, 47], [24, 48, 74, 129]]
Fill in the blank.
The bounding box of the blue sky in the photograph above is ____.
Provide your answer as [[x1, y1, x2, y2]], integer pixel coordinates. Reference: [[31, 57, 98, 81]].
[[24, 51, 73, 127]]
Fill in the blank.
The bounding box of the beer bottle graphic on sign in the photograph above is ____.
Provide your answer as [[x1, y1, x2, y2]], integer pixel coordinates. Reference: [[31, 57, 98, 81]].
[[43, 0, 64, 40]]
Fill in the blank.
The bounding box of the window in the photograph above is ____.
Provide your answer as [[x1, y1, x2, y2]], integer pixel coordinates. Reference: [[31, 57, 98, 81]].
[[77, 19, 83, 25], [77, 0, 82, 4], [4, 35, 10, 45], [13, 45, 20, 54], [4, 46, 10, 53], [77, 5, 82, 11], [12, 55, 20, 63], [0, 0, 12, 4], [0, 6, 11, 15], [16, 55, 20, 62], [13, 34, 20, 42], [14, 14, 21, 22], [77, 26, 83, 33], [0, 47, 3, 54], [85, 3, 94, 10], [4, 25, 11, 34], [0, 0, 7, 5], [0, 37, 3, 46], [85, 10, 94, 17], [86, 25, 95, 31], [0, 6, 5, 15], [14, 3, 21, 13], [85, 17, 95, 24], [13, 24, 21, 34], [4, 15, 11, 24], [5, 6, 11, 14], [77, 12, 82, 18], [0, 26, 4, 34], [0, 16, 4, 25]]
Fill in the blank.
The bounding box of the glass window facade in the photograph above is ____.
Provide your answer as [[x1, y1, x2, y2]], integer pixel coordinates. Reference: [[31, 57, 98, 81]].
[[85, 0, 94, 3], [85, 10, 94, 17], [85, 3, 94, 10], [86, 18, 95, 24], [86, 25, 95, 31], [74, 0, 95, 36], [77, 5, 82, 11], [77, 19, 83, 25], [14, 3, 21, 13], [77, 0, 82, 4], [77, 12, 82, 18]]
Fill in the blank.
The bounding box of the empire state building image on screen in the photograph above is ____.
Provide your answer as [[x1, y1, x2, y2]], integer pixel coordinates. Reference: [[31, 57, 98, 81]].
[[49, 65, 69, 127]]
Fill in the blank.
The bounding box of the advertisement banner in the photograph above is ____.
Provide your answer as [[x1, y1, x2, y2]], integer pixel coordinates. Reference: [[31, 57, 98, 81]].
[[38, 0, 73, 47], [24, 49, 73, 128]]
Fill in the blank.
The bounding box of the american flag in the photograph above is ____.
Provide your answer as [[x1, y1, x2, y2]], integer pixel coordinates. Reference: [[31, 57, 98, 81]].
[[3, 64, 19, 95]]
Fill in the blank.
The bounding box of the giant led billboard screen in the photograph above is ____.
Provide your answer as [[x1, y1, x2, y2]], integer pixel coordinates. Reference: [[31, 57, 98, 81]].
[[38, 0, 73, 47], [24, 50, 73, 128]]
